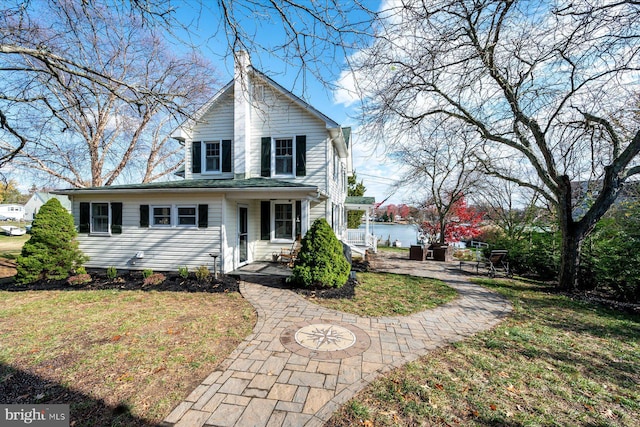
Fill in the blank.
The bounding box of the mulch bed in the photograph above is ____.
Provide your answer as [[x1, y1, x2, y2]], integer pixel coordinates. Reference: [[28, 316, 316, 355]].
[[0, 270, 239, 293], [289, 258, 371, 300]]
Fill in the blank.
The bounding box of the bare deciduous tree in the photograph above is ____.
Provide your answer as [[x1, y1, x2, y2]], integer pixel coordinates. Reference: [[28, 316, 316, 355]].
[[355, 0, 640, 290], [0, 0, 216, 185], [400, 123, 483, 244]]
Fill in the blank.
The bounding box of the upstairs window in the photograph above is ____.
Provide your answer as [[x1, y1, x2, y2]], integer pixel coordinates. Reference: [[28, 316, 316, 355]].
[[274, 138, 294, 176], [205, 142, 221, 172], [192, 140, 232, 174], [261, 135, 306, 178]]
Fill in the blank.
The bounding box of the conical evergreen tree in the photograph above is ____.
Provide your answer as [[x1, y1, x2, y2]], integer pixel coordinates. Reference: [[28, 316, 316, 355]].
[[290, 218, 350, 288], [16, 198, 87, 283]]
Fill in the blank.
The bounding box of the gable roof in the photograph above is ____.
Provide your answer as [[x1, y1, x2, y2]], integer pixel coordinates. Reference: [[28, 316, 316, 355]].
[[250, 68, 340, 128], [345, 196, 376, 210], [171, 66, 341, 141], [27, 192, 72, 209]]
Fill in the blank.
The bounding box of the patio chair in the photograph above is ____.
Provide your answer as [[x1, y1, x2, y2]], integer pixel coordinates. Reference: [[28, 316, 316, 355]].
[[279, 239, 301, 267], [484, 250, 512, 278]]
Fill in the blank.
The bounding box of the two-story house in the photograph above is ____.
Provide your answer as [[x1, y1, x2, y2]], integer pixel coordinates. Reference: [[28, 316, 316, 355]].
[[55, 52, 353, 274]]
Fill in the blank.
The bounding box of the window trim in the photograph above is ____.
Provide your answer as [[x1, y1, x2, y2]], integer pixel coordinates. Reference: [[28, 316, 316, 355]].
[[202, 140, 222, 174], [151, 205, 172, 228], [271, 137, 295, 178], [90, 201, 111, 235], [176, 205, 198, 228], [271, 200, 296, 243]]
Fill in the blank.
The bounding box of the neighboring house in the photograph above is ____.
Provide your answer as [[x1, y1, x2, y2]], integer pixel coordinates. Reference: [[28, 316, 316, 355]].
[[23, 192, 72, 220], [55, 52, 354, 274], [0, 204, 25, 221]]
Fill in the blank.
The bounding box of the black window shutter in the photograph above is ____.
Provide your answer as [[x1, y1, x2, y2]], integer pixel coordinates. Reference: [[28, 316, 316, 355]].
[[111, 202, 123, 234], [140, 205, 149, 228], [79, 202, 90, 233], [260, 201, 270, 240], [296, 135, 306, 177], [222, 140, 232, 173], [198, 204, 208, 228], [192, 141, 202, 174], [295, 200, 302, 238], [261, 137, 271, 177]]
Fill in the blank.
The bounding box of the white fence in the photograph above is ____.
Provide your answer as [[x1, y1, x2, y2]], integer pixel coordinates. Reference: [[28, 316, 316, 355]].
[[344, 229, 378, 253]]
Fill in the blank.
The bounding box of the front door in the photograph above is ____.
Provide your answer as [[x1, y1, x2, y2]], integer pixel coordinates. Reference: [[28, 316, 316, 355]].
[[238, 206, 248, 265]]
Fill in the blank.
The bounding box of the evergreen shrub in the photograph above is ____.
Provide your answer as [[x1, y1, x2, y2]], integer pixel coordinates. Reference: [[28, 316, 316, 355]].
[[290, 218, 351, 288], [16, 198, 87, 284]]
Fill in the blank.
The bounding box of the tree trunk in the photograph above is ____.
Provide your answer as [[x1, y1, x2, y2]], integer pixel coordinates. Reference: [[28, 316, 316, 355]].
[[556, 176, 590, 291], [439, 218, 446, 245], [558, 222, 583, 291]]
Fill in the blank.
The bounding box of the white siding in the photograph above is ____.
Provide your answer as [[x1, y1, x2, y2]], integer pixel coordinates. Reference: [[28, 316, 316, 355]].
[[72, 194, 223, 272], [249, 84, 331, 191], [187, 89, 235, 180]]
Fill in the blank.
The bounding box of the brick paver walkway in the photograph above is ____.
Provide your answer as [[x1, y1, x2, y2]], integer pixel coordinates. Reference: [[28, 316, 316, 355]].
[[162, 253, 512, 427]]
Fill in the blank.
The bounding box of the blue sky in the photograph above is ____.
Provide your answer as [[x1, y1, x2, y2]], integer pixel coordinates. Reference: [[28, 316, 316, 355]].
[[7, 0, 408, 204]]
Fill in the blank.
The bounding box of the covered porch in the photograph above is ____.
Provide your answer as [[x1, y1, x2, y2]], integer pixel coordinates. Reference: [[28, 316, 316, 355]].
[[343, 196, 377, 255]]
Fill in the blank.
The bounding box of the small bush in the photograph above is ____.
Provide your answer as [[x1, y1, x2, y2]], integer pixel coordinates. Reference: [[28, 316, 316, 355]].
[[106, 266, 117, 279], [143, 273, 165, 286], [580, 205, 640, 302], [67, 274, 91, 286], [195, 265, 209, 282], [290, 218, 350, 288], [16, 198, 87, 284], [178, 265, 189, 279], [142, 269, 153, 279], [76, 266, 87, 275]]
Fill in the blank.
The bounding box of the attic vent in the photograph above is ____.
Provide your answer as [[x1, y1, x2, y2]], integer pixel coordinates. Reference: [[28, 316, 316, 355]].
[[252, 84, 265, 102]]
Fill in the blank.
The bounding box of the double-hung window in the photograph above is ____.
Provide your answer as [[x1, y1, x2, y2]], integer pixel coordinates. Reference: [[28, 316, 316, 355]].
[[274, 202, 294, 240], [274, 138, 294, 176], [91, 202, 110, 233], [80, 202, 121, 234], [152, 206, 172, 226], [261, 135, 305, 178], [192, 140, 231, 174], [177, 206, 197, 226], [204, 141, 221, 173]]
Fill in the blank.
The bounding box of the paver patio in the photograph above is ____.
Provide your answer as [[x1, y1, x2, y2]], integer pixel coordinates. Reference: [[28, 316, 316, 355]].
[[162, 252, 512, 427]]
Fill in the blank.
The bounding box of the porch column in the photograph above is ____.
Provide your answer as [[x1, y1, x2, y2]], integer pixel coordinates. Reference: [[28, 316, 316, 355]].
[[301, 199, 310, 236], [365, 207, 370, 237]]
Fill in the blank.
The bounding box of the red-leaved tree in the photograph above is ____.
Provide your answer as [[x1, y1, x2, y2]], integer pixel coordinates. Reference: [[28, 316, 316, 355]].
[[420, 196, 482, 244]]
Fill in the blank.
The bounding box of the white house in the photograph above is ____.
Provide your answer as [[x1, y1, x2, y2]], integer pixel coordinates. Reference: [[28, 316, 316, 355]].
[[0, 204, 25, 221], [55, 52, 362, 274], [23, 192, 72, 220]]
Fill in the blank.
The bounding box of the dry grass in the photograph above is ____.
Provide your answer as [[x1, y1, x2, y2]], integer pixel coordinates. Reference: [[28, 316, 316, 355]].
[[328, 278, 640, 426], [0, 289, 256, 426]]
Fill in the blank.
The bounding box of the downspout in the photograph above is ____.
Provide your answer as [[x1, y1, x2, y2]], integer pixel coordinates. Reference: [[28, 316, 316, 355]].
[[221, 194, 227, 274]]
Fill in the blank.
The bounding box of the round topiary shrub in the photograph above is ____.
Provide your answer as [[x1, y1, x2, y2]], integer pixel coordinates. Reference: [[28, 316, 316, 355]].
[[290, 218, 350, 288], [16, 198, 87, 284]]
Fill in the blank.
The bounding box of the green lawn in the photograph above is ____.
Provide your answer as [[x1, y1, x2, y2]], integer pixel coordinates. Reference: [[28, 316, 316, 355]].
[[0, 289, 256, 426], [302, 271, 457, 317], [328, 278, 640, 426]]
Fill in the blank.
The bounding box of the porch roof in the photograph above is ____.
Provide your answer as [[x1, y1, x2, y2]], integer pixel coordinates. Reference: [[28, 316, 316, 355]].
[[54, 178, 320, 196], [345, 196, 376, 210]]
